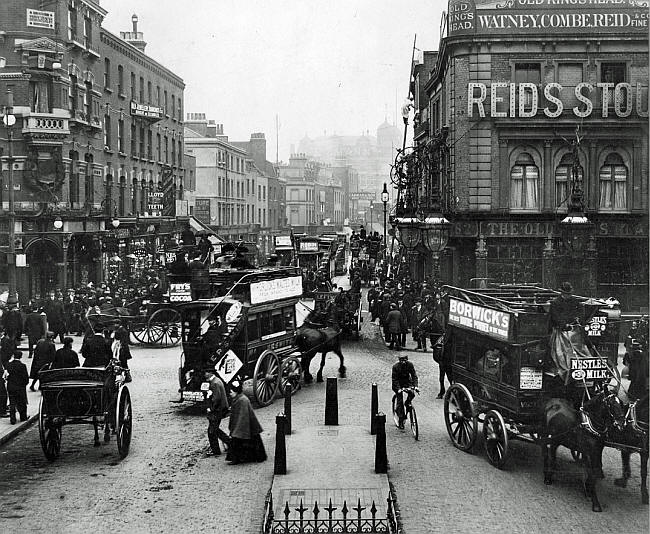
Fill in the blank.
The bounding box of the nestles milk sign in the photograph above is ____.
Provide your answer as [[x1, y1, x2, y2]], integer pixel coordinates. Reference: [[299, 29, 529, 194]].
[[448, 298, 512, 341]]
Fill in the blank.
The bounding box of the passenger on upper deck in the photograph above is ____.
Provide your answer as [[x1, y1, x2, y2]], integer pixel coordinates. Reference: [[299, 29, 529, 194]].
[[231, 249, 254, 269], [549, 282, 581, 331]]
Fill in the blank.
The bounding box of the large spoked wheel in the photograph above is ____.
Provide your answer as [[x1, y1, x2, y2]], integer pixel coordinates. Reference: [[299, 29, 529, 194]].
[[147, 308, 182, 347], [391, 395, 400, 428], [444, 384, 478, 452], [409, 405, 419, 441], [39, 397, 62, 461], [130, 321, 149, 344], [253, 350, 281, 407], [116, 387, 132, 459], [483, 410, 509, 468], [279, 356, 302, 397]]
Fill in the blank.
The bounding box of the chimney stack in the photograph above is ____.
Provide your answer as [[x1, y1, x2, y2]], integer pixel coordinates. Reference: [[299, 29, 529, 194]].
[[120, 14, 147, 53]]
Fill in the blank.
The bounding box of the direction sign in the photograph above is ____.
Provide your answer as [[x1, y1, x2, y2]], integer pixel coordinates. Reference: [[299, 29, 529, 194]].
[[215, 350, 243, 384], [350, 192, 376, 201]]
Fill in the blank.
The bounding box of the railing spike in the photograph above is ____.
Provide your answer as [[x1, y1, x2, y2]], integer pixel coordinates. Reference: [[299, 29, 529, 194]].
[[341, 500, 348, 519], [313, 500, 320, 521]]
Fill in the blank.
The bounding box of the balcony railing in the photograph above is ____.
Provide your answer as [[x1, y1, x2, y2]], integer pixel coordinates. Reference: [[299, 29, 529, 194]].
[[22, 114, 70, 137]]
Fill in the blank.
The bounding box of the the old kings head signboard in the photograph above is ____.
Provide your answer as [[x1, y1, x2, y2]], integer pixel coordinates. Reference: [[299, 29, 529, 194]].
[[447, 0, 648, 36], [448, 297, 513, 341]]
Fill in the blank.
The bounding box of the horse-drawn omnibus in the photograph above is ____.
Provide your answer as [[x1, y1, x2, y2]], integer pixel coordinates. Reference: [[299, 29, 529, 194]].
[[177, 266, 305, 407]]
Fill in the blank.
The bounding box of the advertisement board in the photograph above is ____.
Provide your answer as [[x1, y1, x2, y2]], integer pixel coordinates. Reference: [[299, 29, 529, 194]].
[[194, 198, 211, 224], [448, 297, 512, 341], [250, 276, 303, 304], [27, 9, 55, 29], [274, 235, 292, 248]]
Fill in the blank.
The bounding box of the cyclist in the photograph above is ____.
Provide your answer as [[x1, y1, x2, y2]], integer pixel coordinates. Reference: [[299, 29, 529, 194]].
[[391, 353, 419, 429]]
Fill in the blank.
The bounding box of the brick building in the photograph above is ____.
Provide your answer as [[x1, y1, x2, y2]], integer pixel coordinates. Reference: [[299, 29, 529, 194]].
[[409, 0, 648, 311], [0, 2, 187, 302]]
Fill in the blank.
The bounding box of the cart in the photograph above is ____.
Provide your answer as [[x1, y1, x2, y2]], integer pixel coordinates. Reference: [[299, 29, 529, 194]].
[[177, 266, 305, 407], [85, 299, 182, 348], [37, 363, 132, 461], [313, 290, 363, 340], [441, 284, 620, 468]]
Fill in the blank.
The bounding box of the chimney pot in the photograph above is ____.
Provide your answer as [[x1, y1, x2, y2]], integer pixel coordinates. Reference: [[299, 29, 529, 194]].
[[132, 14, 138, 33]]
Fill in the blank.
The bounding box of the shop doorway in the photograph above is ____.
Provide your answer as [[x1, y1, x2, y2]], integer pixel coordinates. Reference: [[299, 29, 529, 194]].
[[25, 238, 62, 302]]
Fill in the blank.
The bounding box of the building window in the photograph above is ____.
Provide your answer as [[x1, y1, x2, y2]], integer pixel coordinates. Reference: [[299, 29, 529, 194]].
[[132, 177, 139, 215], [139, 126, 145, 158], [104, 58, 111, 89], [510, 152, 539, 209], [130, 72, 136, 99], [117, 65, 124, 95], [69, 151, 79, 206], [68, 75, 78, 112], [30, 81, 51, 113], [171, 95, 175, 118], [164, 136, 168, 163], [555, 153, 583, 209], [68, 5, 78, 41], [83, 82, 92, 119], [131, 123, 137, 155], [557, 63, 583, 111], [601, 63, 626, 84], [117, 119, 124, 153], [164, 90, 168, 112], [599, 153, 627, 210], [514, 63, 541, 109], [147, 129, 153, 160], [156, 86, 161, 106], [104, 115, 111, 149], [119, 175, 126, 216], [147, 81, 152, 104], [263, 185, 266, 201], [156, 133, 161, 161], [171, 140, 176, 166], [83, 16, 92, 49], [139, 76, 144, 102]]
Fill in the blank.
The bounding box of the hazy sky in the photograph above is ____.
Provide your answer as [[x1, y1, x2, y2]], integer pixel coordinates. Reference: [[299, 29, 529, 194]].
[[102, 0, 448, 161]]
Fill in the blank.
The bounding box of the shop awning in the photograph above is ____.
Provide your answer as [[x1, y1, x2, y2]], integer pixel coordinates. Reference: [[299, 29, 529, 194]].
[[189, 216, 225, 243]]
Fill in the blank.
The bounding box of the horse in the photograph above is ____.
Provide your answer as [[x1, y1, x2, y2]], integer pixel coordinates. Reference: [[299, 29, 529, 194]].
[[295, 304, 345, 383], [541, 396, 605, 512], [612, 318, 649, 505]]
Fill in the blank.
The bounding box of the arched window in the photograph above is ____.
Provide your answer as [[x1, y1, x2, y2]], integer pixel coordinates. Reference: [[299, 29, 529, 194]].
[[69, 151, 79, 207], [555, 153, 583, 209], [510, 152, 539, 209], [599, 153, 627, 210], [119, 175, 126, 216]]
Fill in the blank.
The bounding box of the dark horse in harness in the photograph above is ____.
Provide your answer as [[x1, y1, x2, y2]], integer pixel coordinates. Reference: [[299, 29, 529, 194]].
[[295, 303, 346, 383]]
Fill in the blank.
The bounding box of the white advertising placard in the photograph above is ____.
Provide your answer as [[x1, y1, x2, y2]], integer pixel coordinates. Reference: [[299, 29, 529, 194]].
[[250, 275, 303, 304], [519, 367, 543, 390], [448, 297, 512, 341], [215, 350, 243, 384], [27, 9, 55, 29]]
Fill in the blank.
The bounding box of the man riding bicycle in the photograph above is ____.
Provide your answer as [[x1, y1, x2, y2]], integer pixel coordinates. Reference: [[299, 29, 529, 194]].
[[391, 354, 419, 429]]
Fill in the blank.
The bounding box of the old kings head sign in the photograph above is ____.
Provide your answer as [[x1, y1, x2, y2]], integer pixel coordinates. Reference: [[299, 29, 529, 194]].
[[24, 146, 65, 196]]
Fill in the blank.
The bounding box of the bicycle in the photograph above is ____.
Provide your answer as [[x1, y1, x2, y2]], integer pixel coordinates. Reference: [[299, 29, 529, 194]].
[[392, 386, 419, 440]]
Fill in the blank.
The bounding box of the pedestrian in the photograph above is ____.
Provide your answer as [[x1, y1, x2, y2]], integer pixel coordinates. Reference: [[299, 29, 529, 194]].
[[81, 329, 113, 367], [52, 337, 80, 369], [6, 350, 29, 424], [111, 325, 132, 382], [410, 299, 424, 350], [24, 306, 46, 359], [0, 349, 8, 418], [30, 332, 56, 391], [385, 303, 406, 350], [225, 379, 267, 465], [1, 301, 23, 342], [0, 331, 17, 369], [204, 370, 230, 455], [44, 293, 66, 343]]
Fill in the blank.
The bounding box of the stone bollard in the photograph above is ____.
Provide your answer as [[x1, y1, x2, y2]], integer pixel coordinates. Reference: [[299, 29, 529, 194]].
[[370, 383, 379, 435], [284, 384, 293, 435], [374, 412, 387, 474], [325, 377, 338, 425], [274, 413, 287, 475]]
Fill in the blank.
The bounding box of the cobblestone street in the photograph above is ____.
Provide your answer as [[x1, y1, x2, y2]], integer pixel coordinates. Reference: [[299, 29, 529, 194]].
[[0, 309, 647, 533]]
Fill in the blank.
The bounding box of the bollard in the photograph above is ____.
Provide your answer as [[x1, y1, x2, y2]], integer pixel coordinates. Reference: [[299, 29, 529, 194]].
[[274, 413, 287, 475], [374, 412, 387, 474], [370, 383, 379, 435], [325, 377, 338, 425], [284, 384, 292, 435]]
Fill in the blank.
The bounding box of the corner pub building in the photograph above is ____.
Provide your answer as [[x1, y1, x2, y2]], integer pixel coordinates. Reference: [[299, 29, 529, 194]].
[[0, 2, 186, 303], [419, 0, 648, 312]]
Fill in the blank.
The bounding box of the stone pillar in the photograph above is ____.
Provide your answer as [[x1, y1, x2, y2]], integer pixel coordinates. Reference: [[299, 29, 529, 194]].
[[588, 141, 598, 211], [543, 140, 553, 211], [542, 233, 556, 289], [498, 139, 509, 209], [62, 233, 72, 291], [584, 235, 598, 295]]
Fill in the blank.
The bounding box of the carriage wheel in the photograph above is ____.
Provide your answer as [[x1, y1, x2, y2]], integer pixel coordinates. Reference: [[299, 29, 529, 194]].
[[39, 397, 62, 461], [279, 356, 302, 396], [443, 384, 478, 452], [147, 308, 182, 347], [483, 410, 509, 469], [116, 387, 133, 459], [253, 350, 280, 407], [130, 321, 149, 344]]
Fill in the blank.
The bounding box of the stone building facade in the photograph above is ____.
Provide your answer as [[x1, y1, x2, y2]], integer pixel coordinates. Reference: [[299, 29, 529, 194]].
[[414, 0, 648, 311]]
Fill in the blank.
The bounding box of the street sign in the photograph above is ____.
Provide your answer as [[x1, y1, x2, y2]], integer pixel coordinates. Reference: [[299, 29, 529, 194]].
[[350, 192, 376, 201], [215, 350, 243, 384]]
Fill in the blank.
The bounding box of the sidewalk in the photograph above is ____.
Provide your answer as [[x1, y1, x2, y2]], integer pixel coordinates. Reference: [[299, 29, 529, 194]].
[[0, 335, 85, 446], [269, 425, 391, 523]]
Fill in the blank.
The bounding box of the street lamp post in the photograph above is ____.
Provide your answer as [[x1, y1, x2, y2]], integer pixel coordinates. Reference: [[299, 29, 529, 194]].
[[381, 183, 389, 253], [369, 201, 374, 235], [2, 90, 17, 306]]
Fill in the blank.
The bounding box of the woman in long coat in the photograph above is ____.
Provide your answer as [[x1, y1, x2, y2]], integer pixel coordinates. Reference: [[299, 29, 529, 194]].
[[29, 333, 56, 390], [225, 380, 267, 465]]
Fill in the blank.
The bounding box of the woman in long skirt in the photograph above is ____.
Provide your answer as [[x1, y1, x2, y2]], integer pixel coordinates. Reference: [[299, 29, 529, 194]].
[[225, 379, 267, 465]]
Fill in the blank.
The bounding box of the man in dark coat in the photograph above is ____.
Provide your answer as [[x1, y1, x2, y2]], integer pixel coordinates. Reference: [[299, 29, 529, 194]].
[[24, 306, 46, 359], [6, 350, 29, 423], [30, 333, 56, 391], [52, 337, 80, 369], [2, 302, 23, 341], [350, 273, 362, 294], [0, 332, 16, 369], [81, 332, 113, 367], [386, 303, 406, 350], [44, 295, 66, 343], [205, 370, 230, 455]]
